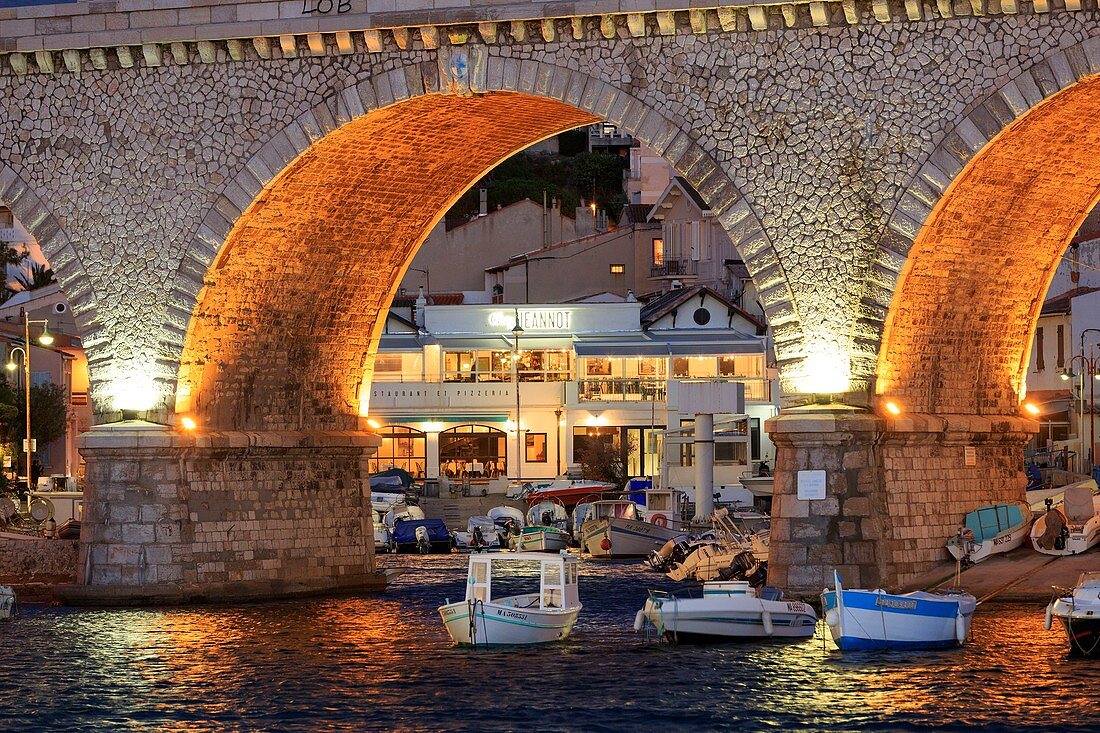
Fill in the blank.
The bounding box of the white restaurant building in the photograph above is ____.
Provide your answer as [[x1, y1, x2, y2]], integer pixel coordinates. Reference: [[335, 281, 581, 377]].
[[365, 285, 779, 494]]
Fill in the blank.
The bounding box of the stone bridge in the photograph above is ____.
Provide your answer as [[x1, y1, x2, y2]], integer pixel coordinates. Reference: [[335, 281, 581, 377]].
[[2, 0, 1097, 601]]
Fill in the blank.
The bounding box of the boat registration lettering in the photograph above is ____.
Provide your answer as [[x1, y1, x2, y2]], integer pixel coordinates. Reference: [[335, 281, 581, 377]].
[[442, 607, 457, 617], [497, 609, 529, 621], [993, 535, 1012, 546], [875, 597, 917, 610], [787, 602, 809, 613]]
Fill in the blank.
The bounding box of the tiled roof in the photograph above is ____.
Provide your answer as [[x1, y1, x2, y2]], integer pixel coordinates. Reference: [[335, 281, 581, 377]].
[[1041, 286, 1100, 315]]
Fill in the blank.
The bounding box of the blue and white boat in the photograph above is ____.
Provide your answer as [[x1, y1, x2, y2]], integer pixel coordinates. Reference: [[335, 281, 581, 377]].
[[821, 571, 975, 651]]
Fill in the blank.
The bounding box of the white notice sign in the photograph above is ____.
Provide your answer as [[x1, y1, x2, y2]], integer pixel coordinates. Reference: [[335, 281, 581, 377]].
[[964, 446, 976, 467], [797, 470, 827, 501]]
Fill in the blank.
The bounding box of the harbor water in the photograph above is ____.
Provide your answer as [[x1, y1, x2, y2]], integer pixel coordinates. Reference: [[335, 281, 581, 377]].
[[2, 554, 1098, 732]]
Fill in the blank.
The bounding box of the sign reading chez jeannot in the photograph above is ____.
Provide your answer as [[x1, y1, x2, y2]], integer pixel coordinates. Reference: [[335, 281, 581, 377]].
[[487, 309, 574, 332]]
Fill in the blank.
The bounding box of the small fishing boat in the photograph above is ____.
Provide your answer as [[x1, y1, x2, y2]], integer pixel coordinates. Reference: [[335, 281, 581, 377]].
[[821, 571, 975, 651], [946, 501, 1032, 564], [373, 511, 391, 553], [391, 518, 452, 554], [0, 585, 14, 621], [452, 515, 501, 552], [1030, 482, 1100, 556], [580, 499, 681, 558], [634, 581, 816, 643], [488, 505, 525, 547], [1045, 571, 1100, 657], [517, 501, 570, 552], [438, 552, 582, 646]]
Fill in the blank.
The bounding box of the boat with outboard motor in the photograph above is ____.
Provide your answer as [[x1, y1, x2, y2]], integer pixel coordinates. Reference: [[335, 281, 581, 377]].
[[634, 580, 816, 643], [438, 551, 582, 646], [488, 505, 525, 547], [946, 501, 1032, 565], [0, 585, 14, 621], [666, 509, 769, 582], [1031, 481, 1100, 556], [580, 498, 681, 558], [391, 518, 452, 554], [516, 500, 571, 551], [821, 571, 975, 651], [511, 477, 618, 509], [1045, 571, 1100, 657], [452, 516, 501, 552]]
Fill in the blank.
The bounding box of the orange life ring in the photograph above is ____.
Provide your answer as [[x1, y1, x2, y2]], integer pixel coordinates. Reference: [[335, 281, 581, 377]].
[[652, 514, 668, 527]]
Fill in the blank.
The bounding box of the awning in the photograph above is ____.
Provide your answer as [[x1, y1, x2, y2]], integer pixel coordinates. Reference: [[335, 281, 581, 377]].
[[375, 414, 510, 424], [433, 336, 513, 351], [573, 340, 670, 356], [376, 335, 422, 352], [665, 341, 763, 356]]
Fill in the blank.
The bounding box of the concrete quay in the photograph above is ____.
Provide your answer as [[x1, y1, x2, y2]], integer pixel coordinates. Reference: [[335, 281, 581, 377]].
[[905, 547, 1100, 603]]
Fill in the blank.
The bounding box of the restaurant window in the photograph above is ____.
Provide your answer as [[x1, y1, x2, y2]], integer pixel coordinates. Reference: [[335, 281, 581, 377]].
[[610, 263, 625, 274], [1035, 327, 1045, 372], [526, 433, 547, 463], [572, 426, 621, 466], [652, 238, 664, 266], [373, 352, 422, 382], [439, 425, 507, 478], [718, 355, 764, 378], [517, 349, 572, 382], [584, 357, 613, 377], [368, 426, 427, 478], [672, 356, 718, 379], [444, 350, 510, 382]]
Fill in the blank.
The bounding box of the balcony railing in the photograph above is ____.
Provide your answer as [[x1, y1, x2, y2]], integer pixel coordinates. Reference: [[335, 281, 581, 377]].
[[578, 379, 667, 403], [650, 259, 698, 278]]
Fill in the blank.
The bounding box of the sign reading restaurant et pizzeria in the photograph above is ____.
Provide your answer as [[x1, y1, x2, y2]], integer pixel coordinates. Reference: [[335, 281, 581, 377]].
[[487, 309, 573, 332]]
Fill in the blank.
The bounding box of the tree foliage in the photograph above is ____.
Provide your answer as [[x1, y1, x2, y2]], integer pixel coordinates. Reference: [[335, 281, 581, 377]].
[[575, 435, 627, 487], [13, 263, 55, 292], [0, 374, 68, 462]]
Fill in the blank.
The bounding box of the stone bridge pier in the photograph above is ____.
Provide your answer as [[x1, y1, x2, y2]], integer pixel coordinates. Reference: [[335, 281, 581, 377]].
[[2, 1, 1099, 600]]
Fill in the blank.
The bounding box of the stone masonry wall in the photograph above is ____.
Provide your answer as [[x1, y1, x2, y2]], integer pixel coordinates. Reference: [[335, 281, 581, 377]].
[[0, 536, 79, 583], [75, 424, 382, 602]]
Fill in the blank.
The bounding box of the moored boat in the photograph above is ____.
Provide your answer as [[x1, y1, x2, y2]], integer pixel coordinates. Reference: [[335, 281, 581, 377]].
[[581, 499, 680, 558], [1045, 571, 1100, 657], [1030, 482, 1100, 556], [517, 501, 570, 552], [515, 478, 618, 508], [488, 505, 525, 547], [0, 585, 14, 621], [634, 581, 816, 643], [452, 515, 501, 552], [946, 501, 1032, 564], [438, 552, 582, 645], [391, 518, 452, 554], [821, 571, 975, 651], [666, 509, 769, 582]]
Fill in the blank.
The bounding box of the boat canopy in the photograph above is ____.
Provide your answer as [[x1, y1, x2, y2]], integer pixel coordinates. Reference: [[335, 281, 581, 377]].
[[1063, 485, 1097, 523], [964, 504, 1027, 543], [464, 552, 580, 610], [392, 518, 449, 545], [590, 500, 638, 521]]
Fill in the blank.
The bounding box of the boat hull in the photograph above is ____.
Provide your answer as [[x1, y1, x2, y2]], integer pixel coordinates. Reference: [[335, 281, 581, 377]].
[[0, 586, 14, 621], [946, 521, 1029, 563], [641, 594, 816, 641], [821, 589, 974, 651], [438, 600, 581, 645], [517, 528, 569, 552], [581, 518, 680, 558], [1050, 596, 1100, 657], [1031, 513, 1100, 556]]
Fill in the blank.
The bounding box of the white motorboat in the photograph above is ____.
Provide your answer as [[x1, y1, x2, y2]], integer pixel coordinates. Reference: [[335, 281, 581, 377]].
[[373, 511, 391, 553], [1030, 482, 1100, 556], [488, 505, 525, 547], [634, 581, 817, 642], [1045, 571, 1100, 657], [452, 515, 501, 552], [581, 499, 680, 558], [517, 501, 570, 552], [821, 571, 975, 651], [946, 501, 1032, 564], [0, 585, 14, 621], [438, 552, 582, 646], [510, 477, 617, 507], [739, 475, 774, 499]]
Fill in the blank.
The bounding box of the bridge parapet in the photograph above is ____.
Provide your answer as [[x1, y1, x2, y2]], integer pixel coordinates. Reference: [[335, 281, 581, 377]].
[[0, 1, 1079, 74]]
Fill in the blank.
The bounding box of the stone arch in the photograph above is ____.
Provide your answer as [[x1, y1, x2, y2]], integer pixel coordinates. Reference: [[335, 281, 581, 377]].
[[168, 56, 784, 430], [0, 162, 101, 350], [874, 41, 1100, 416]]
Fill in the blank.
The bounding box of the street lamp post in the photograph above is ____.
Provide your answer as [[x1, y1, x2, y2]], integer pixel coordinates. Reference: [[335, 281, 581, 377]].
[[5, 309, 54, 495], [512, 311, 524, 485]]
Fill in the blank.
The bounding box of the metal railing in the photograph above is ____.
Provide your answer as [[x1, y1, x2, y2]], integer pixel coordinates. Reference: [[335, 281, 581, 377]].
[[578, 379, 667, 402], [650, 259, 698, 278]]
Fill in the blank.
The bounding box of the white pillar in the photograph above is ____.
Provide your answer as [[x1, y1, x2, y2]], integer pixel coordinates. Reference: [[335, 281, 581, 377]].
[[693, 412, 714, 522]]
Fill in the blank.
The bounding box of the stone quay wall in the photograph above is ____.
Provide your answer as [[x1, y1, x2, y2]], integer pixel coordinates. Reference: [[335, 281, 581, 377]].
[[72, 424, 382, 603], [768, 409, 1032, 595], [0, 535, 79, 583]]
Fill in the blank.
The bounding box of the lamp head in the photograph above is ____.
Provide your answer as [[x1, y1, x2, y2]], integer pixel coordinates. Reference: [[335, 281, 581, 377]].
[[1060, 371, 1071, 381], [37, 323, 53, 346], [4, 361, 14, 372]]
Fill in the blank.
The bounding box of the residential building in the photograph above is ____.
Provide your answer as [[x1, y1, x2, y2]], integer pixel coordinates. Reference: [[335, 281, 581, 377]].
[[626, 143, 675, 206], [365, 286, 778, 497]]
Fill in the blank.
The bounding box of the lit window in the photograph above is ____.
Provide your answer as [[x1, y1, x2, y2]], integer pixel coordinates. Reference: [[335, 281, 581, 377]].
[[610, 263, 625, 274], [652, 238, 664, 266]]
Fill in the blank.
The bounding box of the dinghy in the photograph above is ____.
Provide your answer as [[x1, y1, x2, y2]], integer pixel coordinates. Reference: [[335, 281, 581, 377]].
[[821, 571, 975, 651], [517, 501, 570, 551], [1030, 482, 1100, 556], [438, 552, 582, 646], [0, 585, 14, 621], [1045, 571, 1100, 657], [946, 501, 1032, 564], [634, 581, 816, 643]]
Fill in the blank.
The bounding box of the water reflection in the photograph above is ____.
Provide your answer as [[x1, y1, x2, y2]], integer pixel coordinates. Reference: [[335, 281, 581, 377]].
[[1, 554, 1098, 731]]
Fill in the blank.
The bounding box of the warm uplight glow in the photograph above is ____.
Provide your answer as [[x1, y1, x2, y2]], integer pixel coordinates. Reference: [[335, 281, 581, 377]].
[[884, 401, 902, 416], [796, 347, 851, 395], [366, 418, 381, 430], [180, 416, 197, 431], [504, 419, 517, 432], [111, 372, 160, 412], [587, 413, 607, 426], [1023, 402, 1041, 416]]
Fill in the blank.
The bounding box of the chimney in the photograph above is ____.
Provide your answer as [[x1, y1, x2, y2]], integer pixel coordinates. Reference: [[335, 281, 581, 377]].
[[479, 188, 488, 217], [415, 287, 427, 326]]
